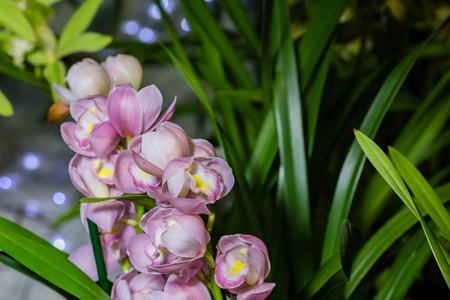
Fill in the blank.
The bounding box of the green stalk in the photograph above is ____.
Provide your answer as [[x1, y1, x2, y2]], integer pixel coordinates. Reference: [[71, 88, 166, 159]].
[[209, 270, 224, 300], [206, 205, 216, 233], [87, 219, 110, 294]]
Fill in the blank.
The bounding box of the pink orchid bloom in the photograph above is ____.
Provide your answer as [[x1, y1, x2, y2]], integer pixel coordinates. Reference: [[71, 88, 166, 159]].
[[101, 54, 143, 90], [128, 122, 193, 178], [69, 153, 126, 232], [126, 207, 210, 275], [53, 58, 110, 104], [146, 274, 211, 300], [215, 234, 274, 298], [111, 269, 166, 300], [61, 96, 117, 157], [114, 150, 160, 194], [159, 156, 234, 215], [237, 282, 276, 300]]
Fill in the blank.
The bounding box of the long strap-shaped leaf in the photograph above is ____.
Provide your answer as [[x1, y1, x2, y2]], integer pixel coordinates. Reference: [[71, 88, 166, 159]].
[[345, 182, 450, 297], [0, 216, 111, 299], [354, 130, 450, 288], [321, 33, 433, 263], [272, 0, 312, 289], [389, 147, 450, 240], [179, 0, 254, 88]]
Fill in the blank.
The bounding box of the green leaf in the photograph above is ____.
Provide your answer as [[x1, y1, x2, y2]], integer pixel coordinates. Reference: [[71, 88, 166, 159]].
[[0, 57, 48, 90], [0, 216, 111, 299], [0, 251, 77, 299], [58, 0, 103, 53], [272, 0, 312, 289], [87, 219, 111, 294], [389, 147, 450, 241], [321, 33, 431, 263], [339, 220, 363, 280], [373, 229, 431, 300], [354, 130, 417, 214], [345, 183, 450, 298], [0, 90, 14, 116], [179, 0, 254, 88], [217, 0, 261, 59], [299, 0, 351, 90], [0, 0, 36, 42], [57, 32, 112, 58], [300, 253, 342, 299], [214, 89, 262, 102], [307, 44, 332, 156], [80, 195, 156, 210]]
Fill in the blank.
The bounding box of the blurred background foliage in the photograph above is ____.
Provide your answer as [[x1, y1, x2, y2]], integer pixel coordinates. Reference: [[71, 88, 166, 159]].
[[1, 0, 450, 299]]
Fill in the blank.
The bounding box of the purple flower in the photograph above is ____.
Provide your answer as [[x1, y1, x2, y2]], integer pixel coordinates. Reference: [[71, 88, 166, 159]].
[[111, 269, 166, 300], [160, 156, 234, 215], [146, 274, 211, 300], [215, 234, 273, 297], [53, 58, 110, 104], [236, 283, 276, 300], [129, 122, 193, 178], [69, 153, 126, 232], [60, 96, 113, 157], [126, 207, 210, 275], [101, 54, 143, 90]]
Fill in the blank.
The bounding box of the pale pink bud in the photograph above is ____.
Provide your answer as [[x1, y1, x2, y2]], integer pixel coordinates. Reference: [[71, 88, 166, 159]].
[[53, 58, 110, 104], [101, 54, 143, 90]]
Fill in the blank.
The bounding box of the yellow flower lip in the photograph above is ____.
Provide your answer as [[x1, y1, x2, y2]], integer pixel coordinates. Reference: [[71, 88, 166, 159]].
[[230, 260, 246, 275]]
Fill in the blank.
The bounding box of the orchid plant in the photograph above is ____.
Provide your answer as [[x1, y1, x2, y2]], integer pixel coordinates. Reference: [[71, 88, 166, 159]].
[[56, 54, 275, 299], [1, 0, 450, 299]]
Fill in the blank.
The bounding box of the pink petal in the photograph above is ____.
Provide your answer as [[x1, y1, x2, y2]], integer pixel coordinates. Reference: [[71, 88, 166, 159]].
[[61, 122, 95, 156], [108, 85, 143, 137], [192, 139, 216, 157], [126, 234, 155, 273], [215, 255, 245, 289], [114, 150, 142, 194], [168, 197, 210, 215], [162, 223, 204, 258], [149, 98, 177, 131], [138, 85, 162, 133], [101, 54, 143, 90], [164, 275, 211, 300], [129, 136, 165, 177], [52, 84, 78, 104], [90, 121, 121, 158], [236, 282, 276, 300], [84, 200, 126, 232]]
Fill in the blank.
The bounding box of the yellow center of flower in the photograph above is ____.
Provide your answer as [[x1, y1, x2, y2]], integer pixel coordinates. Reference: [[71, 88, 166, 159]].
[[193, 174, 210, 191], [240, 248, 248, 257], [230, 260, 246, 275], [168, 220, 176, 227], [85, 122, 95, 135], [89, 107, 96, 114], [97, 168, 114, 178], [140, 169, 153, 178]]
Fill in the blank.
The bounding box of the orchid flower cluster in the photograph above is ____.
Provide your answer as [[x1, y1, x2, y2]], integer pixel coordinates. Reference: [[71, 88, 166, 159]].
[[55, 54, 275, 300]]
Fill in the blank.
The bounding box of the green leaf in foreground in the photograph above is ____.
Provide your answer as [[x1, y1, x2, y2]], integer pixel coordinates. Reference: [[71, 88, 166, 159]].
[[0, 251, 77, 299], [339, 220, 363, 280], [389, 147, 450, 241], [0, 90, 14, 116], [0, 216, 111, 300]]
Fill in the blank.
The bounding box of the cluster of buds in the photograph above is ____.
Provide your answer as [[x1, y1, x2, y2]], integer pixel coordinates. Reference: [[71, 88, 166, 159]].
[[57, 55, 275, 299]]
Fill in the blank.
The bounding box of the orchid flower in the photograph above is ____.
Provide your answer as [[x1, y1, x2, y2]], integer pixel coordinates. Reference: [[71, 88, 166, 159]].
[[111, 269, 166, 300], [69, 153, 126, 232], [126, 207, 210, 275], [101, 54, 143, 90], [146, 274, 211, 300], [159, 156, 234, 215], [53, 58, 110, 105], [214, 234, 274, 297]]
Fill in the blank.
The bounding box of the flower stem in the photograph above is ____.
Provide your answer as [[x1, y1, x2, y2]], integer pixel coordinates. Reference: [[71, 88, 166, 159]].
[[209, 269, 223, 300], [204, 249, 216, 269], [87, 219, 111, 294], [121, 257, 130, 273], [196, 269, 211, 288], [206, 205, 215, 233], [136, 204, 145, 234]]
